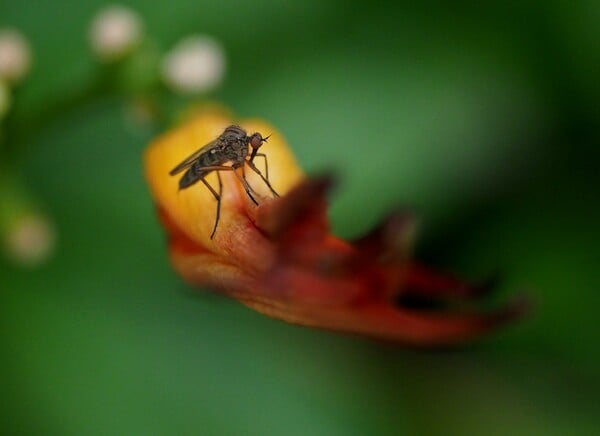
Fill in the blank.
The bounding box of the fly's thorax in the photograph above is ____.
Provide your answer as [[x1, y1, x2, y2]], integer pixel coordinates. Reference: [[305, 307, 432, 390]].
[[222, 125, 247, 141], [220, 137, 249, 165]]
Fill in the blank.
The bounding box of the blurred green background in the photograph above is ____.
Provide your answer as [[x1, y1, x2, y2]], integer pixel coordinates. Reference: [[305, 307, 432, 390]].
[[1, 0, 598, 434]]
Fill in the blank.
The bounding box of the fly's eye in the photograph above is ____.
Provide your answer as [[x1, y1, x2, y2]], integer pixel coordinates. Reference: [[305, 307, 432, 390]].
[[250, 134, 263, 148]]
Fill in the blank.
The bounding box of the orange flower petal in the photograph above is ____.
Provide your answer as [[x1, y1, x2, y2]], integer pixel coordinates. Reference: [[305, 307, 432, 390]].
[[144, 107, 527, 346]]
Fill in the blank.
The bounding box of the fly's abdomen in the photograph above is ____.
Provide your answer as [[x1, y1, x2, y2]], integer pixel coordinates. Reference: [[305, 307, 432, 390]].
[[178, 168, 201, 189], [178, 154, 225, 190]]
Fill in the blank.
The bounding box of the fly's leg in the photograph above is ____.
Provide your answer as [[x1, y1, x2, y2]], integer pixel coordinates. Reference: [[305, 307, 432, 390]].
[[235, 165, 259, 205], [213, 172, 224, 239], [246, 158, 279, 197], [191, 165, 259, 206], [250, 152, 270, 181], [200, 176, 222, 239], [241, 165, 264, 198]]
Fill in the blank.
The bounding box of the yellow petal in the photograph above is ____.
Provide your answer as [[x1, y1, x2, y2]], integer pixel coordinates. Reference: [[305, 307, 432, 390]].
[[144, 107, 304, 249]]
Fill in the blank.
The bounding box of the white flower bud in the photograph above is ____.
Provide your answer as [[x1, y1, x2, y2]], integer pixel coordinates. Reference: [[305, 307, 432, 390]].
[[0, 80, 10, 118], [3, 213, 56, 267], [0, 28, 31, 83], [162, 35, 225, 94], [89, 5, 143, 61]]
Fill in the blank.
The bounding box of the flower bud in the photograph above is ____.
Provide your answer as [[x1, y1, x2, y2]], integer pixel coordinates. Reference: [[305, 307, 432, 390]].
[[3, 213, 56, 267], [144, 107, 525, 345], [89, 5, 143, 61], [161, 35, 225, 94], [0, 28, 31, 83]]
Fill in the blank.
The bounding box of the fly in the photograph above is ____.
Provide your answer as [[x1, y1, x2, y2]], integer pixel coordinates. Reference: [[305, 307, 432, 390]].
[[169, 124, 279, 239]]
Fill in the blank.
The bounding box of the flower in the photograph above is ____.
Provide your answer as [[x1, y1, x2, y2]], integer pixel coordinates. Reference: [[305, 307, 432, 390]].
[[0, 28, 31, 83], [2, 213, 56, 267], [144, 108, 526, 345], [0, 173, 56, 267], [161, 36, 225, 94], [89, 5, 143, 61]]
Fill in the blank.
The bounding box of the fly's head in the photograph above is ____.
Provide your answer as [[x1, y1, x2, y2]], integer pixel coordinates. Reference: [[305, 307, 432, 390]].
[[248, 132, 271, 157]]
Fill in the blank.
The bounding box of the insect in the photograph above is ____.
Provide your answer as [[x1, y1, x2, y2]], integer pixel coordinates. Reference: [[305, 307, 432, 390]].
[[169, 124, 279, 239]]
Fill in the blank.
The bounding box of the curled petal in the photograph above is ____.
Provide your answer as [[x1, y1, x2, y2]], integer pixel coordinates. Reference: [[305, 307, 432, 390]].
[[144, 108, 526, 346]]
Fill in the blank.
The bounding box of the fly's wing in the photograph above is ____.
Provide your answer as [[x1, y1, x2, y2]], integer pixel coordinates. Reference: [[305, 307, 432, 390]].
[[169, 140, 219, 176]]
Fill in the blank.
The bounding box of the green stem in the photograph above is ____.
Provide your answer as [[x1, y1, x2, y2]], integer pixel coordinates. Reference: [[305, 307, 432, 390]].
[[1, 68, 113, 162], [0, 166, 38, 232]]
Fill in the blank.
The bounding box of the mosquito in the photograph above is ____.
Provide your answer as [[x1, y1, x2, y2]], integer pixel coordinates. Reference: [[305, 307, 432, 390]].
[[169, 124, 280, 239]]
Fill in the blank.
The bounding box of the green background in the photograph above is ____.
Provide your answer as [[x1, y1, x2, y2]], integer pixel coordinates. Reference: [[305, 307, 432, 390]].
[[1, 0, 598, 434]]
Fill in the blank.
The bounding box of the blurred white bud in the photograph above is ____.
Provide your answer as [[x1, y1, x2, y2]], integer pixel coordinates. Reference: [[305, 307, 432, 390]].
[[162, 35, 225, 94], [0, 80, 10, 118], [0, 28, 31, 83], [3, 213, 56, 267], [89, 5, 143, 61]]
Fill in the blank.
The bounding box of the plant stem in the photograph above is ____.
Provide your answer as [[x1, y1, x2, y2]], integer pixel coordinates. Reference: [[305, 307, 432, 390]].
[[1, 68, 113, 163]]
